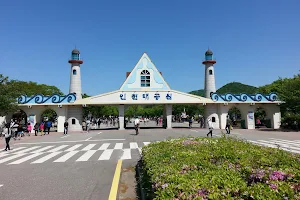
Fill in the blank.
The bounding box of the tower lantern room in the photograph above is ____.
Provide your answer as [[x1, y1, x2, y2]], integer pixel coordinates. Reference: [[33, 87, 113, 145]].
[[71, 49, 81, 61], [204, 49, 214, 61]]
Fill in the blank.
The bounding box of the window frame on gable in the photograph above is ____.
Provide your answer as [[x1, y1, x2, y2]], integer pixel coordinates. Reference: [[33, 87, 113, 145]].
[[141, 70, 150, 87]]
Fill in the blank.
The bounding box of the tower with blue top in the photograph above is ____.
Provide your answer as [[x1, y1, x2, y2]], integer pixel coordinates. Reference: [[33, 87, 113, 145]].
[[202, 49, 217, 98], [69, 48, 83, 100]]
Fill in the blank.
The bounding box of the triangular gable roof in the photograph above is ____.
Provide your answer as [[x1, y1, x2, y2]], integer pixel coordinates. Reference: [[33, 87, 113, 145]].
[[119, 53, 171, 91]]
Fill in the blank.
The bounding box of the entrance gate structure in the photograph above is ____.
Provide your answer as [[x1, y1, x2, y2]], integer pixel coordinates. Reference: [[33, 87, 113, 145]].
[[1, 52, 282, 132]]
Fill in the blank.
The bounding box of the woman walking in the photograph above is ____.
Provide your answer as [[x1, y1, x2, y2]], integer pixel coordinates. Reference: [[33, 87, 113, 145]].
[[39, 122, 44, 136], [3, 124, 11, 151]]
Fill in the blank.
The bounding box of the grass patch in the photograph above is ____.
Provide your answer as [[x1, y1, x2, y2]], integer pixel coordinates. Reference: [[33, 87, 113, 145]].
[[140, 136, 300, 199]]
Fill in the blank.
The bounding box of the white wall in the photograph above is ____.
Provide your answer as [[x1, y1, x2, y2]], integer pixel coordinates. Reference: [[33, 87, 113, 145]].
[[67, 106, 83, 132], [205, 104, 220, 129]]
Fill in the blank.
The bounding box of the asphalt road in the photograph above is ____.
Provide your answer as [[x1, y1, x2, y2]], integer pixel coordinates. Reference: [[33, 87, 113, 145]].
[[0, 122, 299, 200]]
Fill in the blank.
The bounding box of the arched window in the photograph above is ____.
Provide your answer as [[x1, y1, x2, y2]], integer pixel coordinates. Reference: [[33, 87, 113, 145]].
[[73, 69, 77, 75], [209, 70, 213, 75], [212, 117, 216, 122], [72, 119, 76, 124], [141, 70, 150, 87]]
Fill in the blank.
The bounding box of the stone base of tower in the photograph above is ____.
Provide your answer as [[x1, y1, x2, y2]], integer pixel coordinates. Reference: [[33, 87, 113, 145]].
[[67, 106, 83, 132], [204, 104, 220, 129]]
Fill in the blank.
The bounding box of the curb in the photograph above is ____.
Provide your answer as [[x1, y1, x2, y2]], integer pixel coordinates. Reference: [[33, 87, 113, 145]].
[[136, 161, 146, 200]]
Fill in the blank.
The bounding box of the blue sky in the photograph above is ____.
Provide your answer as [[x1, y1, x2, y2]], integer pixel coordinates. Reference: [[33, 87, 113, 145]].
[[0, 0, 299, 96]]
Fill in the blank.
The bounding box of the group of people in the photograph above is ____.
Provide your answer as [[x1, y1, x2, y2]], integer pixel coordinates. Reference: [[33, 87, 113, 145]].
[[82, 117, 119, 131], [1, 119, 53, 151]]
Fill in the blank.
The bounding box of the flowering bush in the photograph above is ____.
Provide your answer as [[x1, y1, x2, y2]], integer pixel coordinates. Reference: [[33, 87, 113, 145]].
[[140, 137, 300, 199]]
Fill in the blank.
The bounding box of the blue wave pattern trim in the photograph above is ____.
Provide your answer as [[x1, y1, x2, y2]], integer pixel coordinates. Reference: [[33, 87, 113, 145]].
[[210, 92, 278, 102], [18, 93, 76, 104]]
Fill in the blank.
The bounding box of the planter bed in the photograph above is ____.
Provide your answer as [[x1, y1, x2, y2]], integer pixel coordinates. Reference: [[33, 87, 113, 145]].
[[140, 137, 300, 200]]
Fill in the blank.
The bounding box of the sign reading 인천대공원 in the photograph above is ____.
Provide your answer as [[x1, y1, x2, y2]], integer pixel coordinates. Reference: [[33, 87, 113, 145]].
[[119, 92, 172, 101]]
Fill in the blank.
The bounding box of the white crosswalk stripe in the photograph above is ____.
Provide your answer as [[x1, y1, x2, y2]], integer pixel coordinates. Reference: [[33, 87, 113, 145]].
[[99, 149, 114, 160], [48, 145, 69, 152], [9, 153, 44, 165], [53, 151, 79, 162], [17, 146, 41, 154], [249, 139, 300, 154], [31, 152, 62, 164], [76, 150, 97, 162], [0, 142, 151, 165], [120, 149, 131, 160], [130, 142, 138, 149], [98, 143, 110, 150], [114, 143, 123, 149], [0, 153, 9, 158], [82, 144, 96, 151], [0, 154, 26, 164], [65, 144, 83, 151], [32, 146, 54, 153]]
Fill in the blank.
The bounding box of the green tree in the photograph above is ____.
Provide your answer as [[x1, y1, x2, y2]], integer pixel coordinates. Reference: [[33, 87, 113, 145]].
[[8, 80, 63, 96], [0, 74, 19, 115], [259, 74, 300, 129]]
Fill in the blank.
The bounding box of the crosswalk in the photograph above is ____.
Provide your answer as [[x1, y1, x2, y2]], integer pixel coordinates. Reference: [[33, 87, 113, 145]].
[[0, 142, 151, 165], [248, 139, 300, 154]]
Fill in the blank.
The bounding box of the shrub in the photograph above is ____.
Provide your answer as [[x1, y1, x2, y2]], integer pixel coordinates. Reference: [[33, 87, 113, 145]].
[[140, 136, 300, 200]]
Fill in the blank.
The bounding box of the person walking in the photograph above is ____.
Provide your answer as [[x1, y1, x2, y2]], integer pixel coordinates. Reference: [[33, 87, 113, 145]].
[[188, 117, 193, 129], [3, 124, 11, 151], [207, 118, 213, 138], [34, 122, 39, 136], [225, 116, 232, 134], [64, 121, 69, 135], [134, 117, 140, 135], [46, 121, 52, 135], [86, 119, 91, 133], [27, 122, 32, 136], [39, 122, 44, 136]]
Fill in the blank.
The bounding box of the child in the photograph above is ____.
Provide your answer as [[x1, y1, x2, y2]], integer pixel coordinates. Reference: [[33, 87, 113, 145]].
[[27, 122, 32, 136]]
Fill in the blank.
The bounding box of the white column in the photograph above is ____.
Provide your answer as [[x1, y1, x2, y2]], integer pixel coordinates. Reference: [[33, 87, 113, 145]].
[[67, 105, 83, 132], [119, 105, 125, 130], [218, 104, 229, 130], [265, 104, 281, 129], [165, 104, 172, 129], [240, 105, 255, 129]]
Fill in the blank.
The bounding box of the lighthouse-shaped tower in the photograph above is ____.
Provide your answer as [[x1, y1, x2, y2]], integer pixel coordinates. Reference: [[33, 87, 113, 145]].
[[203, 49, 216, 98], [203, 49, 220, 129], [69, 48, 83, 100], [67, 48, 83, 131]]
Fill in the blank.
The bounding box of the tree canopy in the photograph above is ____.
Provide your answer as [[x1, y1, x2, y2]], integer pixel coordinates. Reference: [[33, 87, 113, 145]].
[[259, 74, 300, 128], [0, 74, 63, 116]]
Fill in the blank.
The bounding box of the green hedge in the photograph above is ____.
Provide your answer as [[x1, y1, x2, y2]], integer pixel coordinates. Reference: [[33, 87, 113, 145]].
[[140, 137, 300, 200]]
